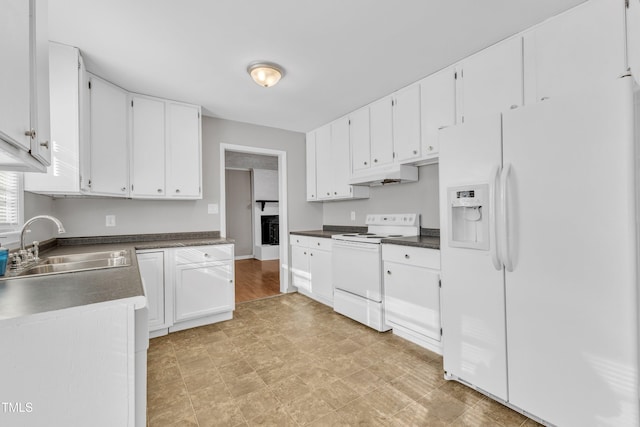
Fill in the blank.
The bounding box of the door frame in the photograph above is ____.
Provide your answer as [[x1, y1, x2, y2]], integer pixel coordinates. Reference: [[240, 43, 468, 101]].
[[219, 143, 290, 293]]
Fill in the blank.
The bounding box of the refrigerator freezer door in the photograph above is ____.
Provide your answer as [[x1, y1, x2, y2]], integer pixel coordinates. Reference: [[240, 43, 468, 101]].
[[439, 114, 508, 401], [502, 79, 639, 426]]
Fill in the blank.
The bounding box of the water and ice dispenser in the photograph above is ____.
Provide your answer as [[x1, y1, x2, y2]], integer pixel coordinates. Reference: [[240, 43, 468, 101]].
[[447, 184, 490, 250]]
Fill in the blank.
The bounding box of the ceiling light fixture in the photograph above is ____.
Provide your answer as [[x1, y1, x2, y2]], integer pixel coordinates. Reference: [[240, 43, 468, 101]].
[[247, 62, 284, 88]]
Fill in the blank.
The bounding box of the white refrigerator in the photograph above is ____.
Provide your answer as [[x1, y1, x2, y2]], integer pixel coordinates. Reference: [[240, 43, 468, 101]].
[[439, 77, 639, 426]]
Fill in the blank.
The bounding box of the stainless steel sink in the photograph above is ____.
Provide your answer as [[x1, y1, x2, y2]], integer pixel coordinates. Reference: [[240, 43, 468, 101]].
[[15, 250, 131, 277]]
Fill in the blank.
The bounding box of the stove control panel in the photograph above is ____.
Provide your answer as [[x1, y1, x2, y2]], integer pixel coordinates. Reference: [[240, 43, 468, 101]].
[[365, 214, 419, 226]]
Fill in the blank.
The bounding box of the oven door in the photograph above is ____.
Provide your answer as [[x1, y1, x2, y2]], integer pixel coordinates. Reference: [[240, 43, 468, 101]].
[[332, 240, 382, 302]]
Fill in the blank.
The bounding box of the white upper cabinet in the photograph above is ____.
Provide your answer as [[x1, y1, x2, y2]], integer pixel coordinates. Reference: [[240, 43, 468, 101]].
[[369, 96, 394, 167], [331, 117, 351, 198], [0, 0, 51, 171], [350, 107, 371, 173], [0, 0, 31, 151], [628, 0, 640, 86], [524, 0, 626, 104], [392, 84, 421, 163], [30, 0, 51, 166], [166, 102, 202, 198], [420, 67, 456, 162], [305, 131, 317, 201], [457, 36, 523, 123], [87, 74, 129, 196], [315, 124, 333, 200], [25, 42, 85, 194], [130, 95, 166, 198]]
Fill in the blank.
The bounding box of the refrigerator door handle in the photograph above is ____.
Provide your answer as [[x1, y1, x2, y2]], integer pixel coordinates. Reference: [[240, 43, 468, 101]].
[[500, 163, 514, 272], [490, 165, 502, 270]]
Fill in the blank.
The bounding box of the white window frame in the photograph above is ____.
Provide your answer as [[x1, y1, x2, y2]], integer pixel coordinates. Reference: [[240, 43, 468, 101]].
[[0, 172, 24, 248]]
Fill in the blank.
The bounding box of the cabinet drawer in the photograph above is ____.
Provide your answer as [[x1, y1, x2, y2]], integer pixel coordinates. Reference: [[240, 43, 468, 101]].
[[307, 237, 332, 251], [290, 235, 310, 247], [382, 244, 440, 269], [175, 244, 233, 264]]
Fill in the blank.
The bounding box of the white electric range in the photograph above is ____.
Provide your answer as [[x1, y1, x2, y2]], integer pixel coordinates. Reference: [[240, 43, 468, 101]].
[[331, 214, 420, 331]]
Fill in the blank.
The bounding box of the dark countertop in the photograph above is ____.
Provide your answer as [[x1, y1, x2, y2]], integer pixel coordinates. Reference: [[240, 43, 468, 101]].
[[0, 232, 233, 321], [380, 235, 440, 249], [290, 227, 440, 249]]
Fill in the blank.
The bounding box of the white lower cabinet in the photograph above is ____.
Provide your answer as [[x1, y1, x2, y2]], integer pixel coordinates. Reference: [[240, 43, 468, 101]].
[[382, 244, 441, 353], [136, 244, 235, 337], [290, 235, 333, 307]]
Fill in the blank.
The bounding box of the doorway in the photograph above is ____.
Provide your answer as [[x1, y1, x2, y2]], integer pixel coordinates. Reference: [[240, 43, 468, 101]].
[[220, 145, 290, 303]]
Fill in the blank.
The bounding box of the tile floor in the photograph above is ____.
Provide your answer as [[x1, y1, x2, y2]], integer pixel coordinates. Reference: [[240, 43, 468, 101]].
[[147, 293, 541, 426]]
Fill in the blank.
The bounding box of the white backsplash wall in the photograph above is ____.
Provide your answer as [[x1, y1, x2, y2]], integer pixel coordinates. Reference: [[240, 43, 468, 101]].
[[22, 192, 57, 244], [35, 116, 322, 237], [322, 164, 440, 228]]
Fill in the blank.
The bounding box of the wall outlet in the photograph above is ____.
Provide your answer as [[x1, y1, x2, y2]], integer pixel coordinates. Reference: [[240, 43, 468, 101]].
[[105, 215, 116, 227], [350, 211, 356, 221], [208, 203, 219, 214]]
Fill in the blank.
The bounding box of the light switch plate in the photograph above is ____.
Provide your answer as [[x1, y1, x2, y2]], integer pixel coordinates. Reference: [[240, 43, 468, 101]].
[[208, 204, 219, 214], [106, 215, 116, 227]]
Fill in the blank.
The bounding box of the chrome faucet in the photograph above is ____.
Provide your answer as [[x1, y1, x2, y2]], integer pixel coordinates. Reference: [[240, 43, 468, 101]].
[[20, 215, 66, 251]]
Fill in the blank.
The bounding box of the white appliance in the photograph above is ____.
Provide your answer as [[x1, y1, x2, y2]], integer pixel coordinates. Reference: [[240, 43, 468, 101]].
[[439, 78, 639, 426], [332, 214, 420, 331], [348, 164, 418, 186]]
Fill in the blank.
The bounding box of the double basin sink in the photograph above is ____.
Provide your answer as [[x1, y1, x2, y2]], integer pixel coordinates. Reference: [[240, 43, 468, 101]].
[[14, 249, 131, 277]]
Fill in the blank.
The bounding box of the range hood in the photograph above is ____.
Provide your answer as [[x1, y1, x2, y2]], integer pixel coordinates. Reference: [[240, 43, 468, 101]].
[[348, 164, 418, 186]]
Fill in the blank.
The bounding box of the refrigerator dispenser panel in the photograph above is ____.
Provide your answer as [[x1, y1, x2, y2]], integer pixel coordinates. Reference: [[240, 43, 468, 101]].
[[448, 184, 489, 250]]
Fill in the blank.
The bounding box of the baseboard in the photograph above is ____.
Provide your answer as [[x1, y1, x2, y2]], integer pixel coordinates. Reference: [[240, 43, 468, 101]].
[[234, 255, 254, 260]]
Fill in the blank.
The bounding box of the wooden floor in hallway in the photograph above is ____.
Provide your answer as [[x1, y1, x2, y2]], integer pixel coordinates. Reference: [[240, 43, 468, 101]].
[[235, 258, 281, 303]]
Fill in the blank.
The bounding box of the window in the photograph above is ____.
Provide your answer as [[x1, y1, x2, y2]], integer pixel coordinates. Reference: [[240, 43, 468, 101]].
[[0, 171, 22, 232]]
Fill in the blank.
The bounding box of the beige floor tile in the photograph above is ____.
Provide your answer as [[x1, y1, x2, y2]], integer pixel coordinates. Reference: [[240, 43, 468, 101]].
[[179, 354, 216, 376], [341, 368, 386, 396], [315, 379, 361, 410], [148, 397, 196, 426], [147, 365, 183, 387], [285, 392, 335, 425], [307, 411, 351, 427], [269, 375, 312, 403], [361, 383, 414, 418], [336, 397, 387, 426], [472, 398, 529, 427], [235, 388, 281, 421], [224, 371, 268, 398], [218, 360, 255, 381], [450, 406, 502, 427], [182, 368, 223, 394], [438, 380, 485, 407], [194, 399, 246, 427], [296, 366, 339, 389], [189, 382, 233, 412], [389, 402, 449, 427], [255, 362, 296, 385], [417, 390, 471, 423], [389, 372, 437, 401], [247, 406, 298, 426]]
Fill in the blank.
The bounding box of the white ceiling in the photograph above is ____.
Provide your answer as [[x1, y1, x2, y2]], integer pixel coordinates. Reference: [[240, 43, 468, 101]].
[[48, 0, 586, 133]]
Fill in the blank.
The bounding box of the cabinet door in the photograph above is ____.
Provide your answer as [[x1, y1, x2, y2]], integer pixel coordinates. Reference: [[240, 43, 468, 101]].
[[0, 0, 31, 150], [174, 261, 234, 322], [420, 67, 456, 158], [315, 124, 333, 200], [330, 117, 351, 198], [88, 75, 129, 196], [628, 0, 640, 86], [525, 0, 626, 103], [393, 84, 421, 162], [291, 245, 310, 292], [166, 102, 201, 198], [309, 249, 333, 304], [130, 95, 165, 197], [384, 262, 441, 341], [306, 131, 317, 201], [459, 36, 523, 122], [369, 96, 394, 167], [25, 43, 81, 194], [137, 251, 166, 331], [350, 107, 370, 173], [30, 0, 51, 165]]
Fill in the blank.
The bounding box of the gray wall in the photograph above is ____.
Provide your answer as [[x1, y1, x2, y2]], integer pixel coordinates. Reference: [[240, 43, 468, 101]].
[[322, 164, 440, 228], [225, 169, 253, 256], [27, 116, 323, 237]]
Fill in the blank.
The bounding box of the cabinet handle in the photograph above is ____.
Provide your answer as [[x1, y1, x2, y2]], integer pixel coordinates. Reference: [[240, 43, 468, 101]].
[[24, 129, 36, 139], [317, 242, 320, 246], [428, 146, 433, 151], [175, 189, 180, 193], [311, 195, 314, 198], [413, 150, 417, 155], [303, 251, 307, 255], [326, 192, 330, 196], [121, 187, 126, 192], [204, 253, 210, 258], [374, 159, 378, 163], [387, 270, 391, 275], [540, 97, 550, 101], [157, 189, 162, 193], [364, 161, 367, 165], [39, 141, 49, 148], [229, 279, 233, 283], [404, 254, 410, 259], [510, 104, 518, 110], [334, 191, 337, 195], [310, 253, 314, 257]]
